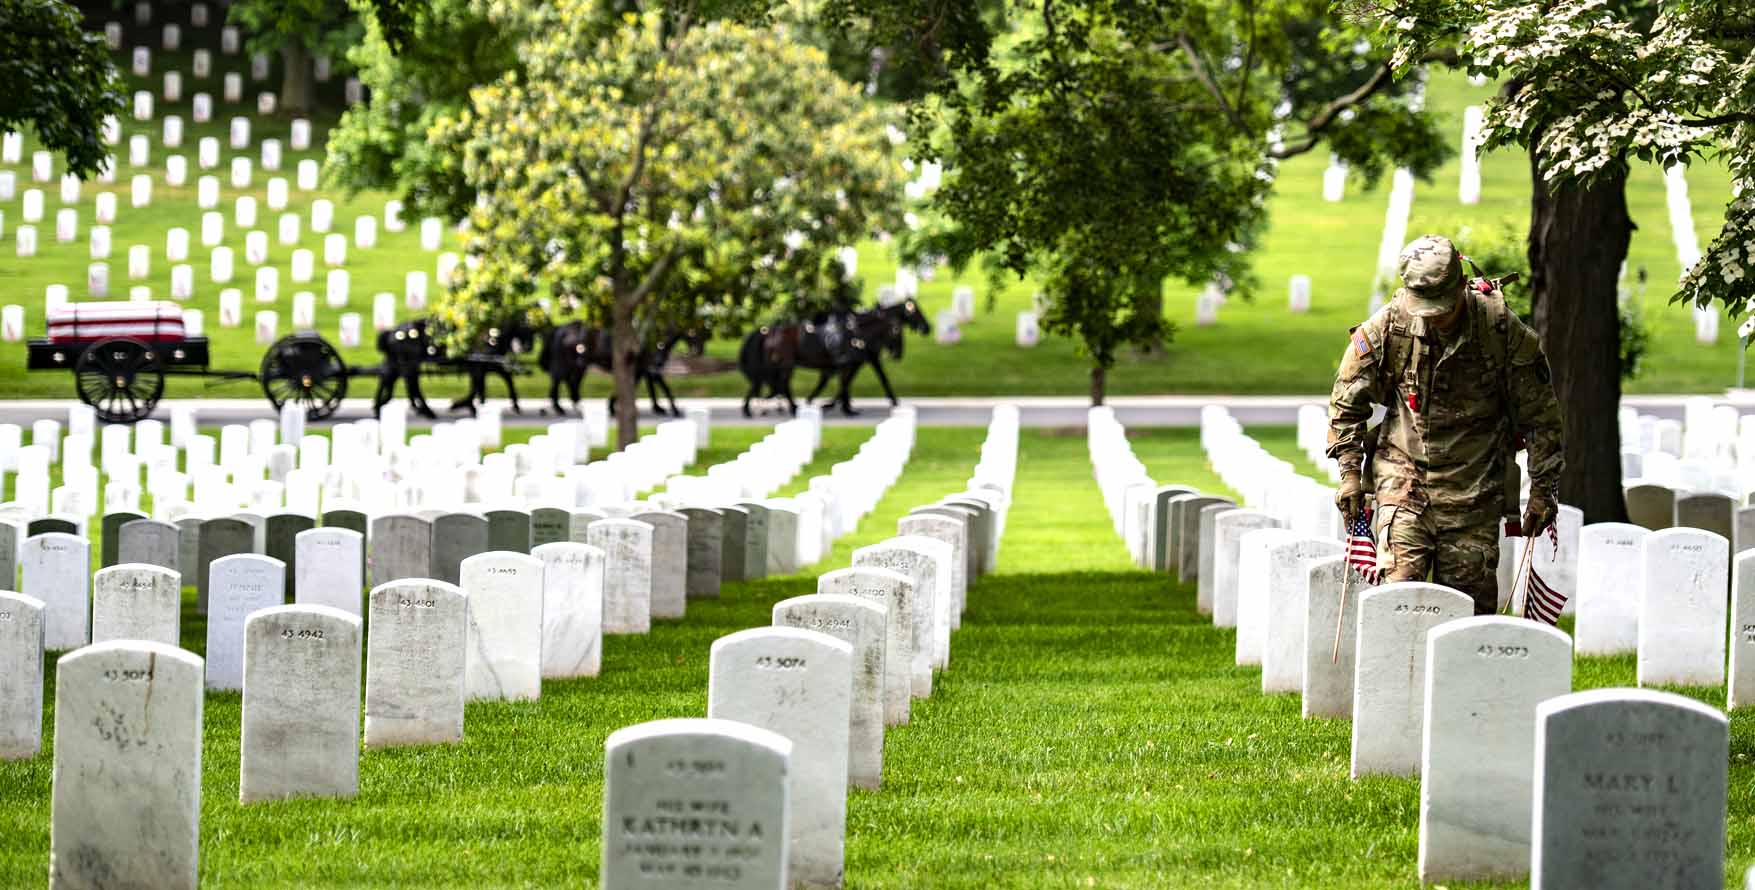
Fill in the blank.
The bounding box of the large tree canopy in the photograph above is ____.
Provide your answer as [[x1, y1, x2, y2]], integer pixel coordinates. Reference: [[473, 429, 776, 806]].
[[432, 4, 904, 445], [0, 0, 125, 178], [871, 0, 1448, 400]]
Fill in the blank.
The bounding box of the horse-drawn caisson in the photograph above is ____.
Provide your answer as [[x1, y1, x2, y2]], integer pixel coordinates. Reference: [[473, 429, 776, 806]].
[[27, 300, 356, 423], [26, 293, 934, 424]]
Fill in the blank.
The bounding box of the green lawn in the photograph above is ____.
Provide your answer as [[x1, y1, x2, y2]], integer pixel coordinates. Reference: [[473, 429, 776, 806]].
[[3, 425, 1752, 887], [0, 18, 1743, 406]]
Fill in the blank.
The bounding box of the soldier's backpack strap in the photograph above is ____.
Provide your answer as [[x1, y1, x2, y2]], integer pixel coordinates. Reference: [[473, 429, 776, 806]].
[[1472, 287, 1524, 517]]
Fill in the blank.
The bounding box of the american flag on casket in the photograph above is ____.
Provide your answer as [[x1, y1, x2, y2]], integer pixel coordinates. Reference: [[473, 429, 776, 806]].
[[45, 301, 188, 344]]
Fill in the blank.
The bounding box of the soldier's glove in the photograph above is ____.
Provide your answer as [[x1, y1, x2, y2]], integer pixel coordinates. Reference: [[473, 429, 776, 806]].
[[1522, 490, 1559, 538], [1335, 474, 1366, 520]]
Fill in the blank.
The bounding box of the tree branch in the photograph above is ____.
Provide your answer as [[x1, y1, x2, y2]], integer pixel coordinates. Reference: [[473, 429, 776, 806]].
[[1267, 60, 1396, 159], [1176, 31, 1249, 135], [1681, 111, 1755, 127]]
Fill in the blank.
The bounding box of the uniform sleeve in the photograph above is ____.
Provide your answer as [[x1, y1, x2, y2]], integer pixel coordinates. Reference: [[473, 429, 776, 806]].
[[1326, 321, 1384, 479], [1507, 316, 1565, 497]]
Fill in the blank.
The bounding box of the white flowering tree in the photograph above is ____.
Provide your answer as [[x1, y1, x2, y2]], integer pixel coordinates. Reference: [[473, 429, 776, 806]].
[[1359, 0, 1753, 522], [431, 5, 904, 447]]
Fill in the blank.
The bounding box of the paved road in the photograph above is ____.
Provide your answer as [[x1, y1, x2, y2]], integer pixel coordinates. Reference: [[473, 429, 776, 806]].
[[0, 393, 1723, 428]]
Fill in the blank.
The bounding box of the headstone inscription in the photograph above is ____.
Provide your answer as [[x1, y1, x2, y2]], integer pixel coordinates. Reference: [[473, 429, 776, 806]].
[[461, 551, 544, 701], [204, 553, 285, 691], [599, 718, 792, 890], [240, 605, 362, 803], [680, 506, 723, 599], [91, 563, 181, 646], [0, 592, 45, 759], [534, 541, 604, 679], [708, 627, 853, 890], [1350, 582, 1473, 778], [1418, 616, 1573, 882], [817, 566, 914, 726], [773, 593, 887, 790], [50, 642, 203, 890], [1531, 688, 1728, 890], [364, 579, 467, 748]]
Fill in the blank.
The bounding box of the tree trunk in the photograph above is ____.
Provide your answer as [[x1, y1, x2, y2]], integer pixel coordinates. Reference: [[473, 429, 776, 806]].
[[1089, 365, 1106, 406], [611, 298, 640, 450], [279, 43, 315, 115], [1527, 150, 1631, 524]]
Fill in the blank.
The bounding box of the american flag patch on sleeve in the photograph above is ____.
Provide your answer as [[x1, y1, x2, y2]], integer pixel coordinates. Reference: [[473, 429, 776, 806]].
[[1354, 334, 1371, 356]]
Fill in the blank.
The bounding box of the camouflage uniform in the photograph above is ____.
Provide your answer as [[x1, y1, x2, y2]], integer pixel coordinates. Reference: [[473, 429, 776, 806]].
[[1327, 236, 1565, 615]]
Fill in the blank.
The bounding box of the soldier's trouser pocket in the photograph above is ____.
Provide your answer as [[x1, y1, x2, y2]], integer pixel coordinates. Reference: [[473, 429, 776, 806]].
[[1374, 505, 1425, 581]]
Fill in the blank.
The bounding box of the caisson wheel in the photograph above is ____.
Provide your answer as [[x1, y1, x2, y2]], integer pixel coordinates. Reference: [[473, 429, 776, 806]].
[[73, 337, 164, 423], [260, 334, 349, 420]]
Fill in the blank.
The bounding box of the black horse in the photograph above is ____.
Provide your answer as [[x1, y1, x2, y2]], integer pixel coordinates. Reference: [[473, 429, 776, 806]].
[[447, 316, 543, 416], [373, 318, 443, 419], [539, 323, 708, 417], [372, 315, 538, 419], [738, 299, 931, 417]]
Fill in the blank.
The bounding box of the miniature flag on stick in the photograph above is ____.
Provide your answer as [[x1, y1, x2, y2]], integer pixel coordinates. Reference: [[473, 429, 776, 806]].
[[1345, 511, 1381, 585], [1521, 525, 1568, 626]]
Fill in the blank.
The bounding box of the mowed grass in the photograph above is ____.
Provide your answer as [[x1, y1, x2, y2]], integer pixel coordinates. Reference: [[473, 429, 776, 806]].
[[0, 13, 1743, 403], [4, 425, 1755, 886]]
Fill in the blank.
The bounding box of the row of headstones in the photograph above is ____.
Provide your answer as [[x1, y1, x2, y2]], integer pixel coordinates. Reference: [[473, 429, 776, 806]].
[[1156, 483, 1736, 887], [2, 408, 1010, 890], [0, 397, 647, 527], [0, 402, 592, 522], [598, 408, 1017, 887], [0, 436, 912, 767]]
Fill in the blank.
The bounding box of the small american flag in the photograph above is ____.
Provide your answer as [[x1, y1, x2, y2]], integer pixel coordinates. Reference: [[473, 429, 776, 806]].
[[1345, 511, 1381, 584], [1523, 526, 1568, 625]]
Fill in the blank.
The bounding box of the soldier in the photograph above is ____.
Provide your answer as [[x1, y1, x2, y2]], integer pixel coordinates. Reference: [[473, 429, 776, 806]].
[[1327, 235, 1565, 615]]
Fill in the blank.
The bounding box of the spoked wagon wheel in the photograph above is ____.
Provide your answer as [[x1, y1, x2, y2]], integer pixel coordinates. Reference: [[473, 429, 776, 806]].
[[74, 337, 164, 423], [261, 334, 348, 420]]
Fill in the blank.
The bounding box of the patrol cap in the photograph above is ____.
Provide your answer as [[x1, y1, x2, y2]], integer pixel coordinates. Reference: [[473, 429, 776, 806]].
[[1396, 234, 1465, 317]]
